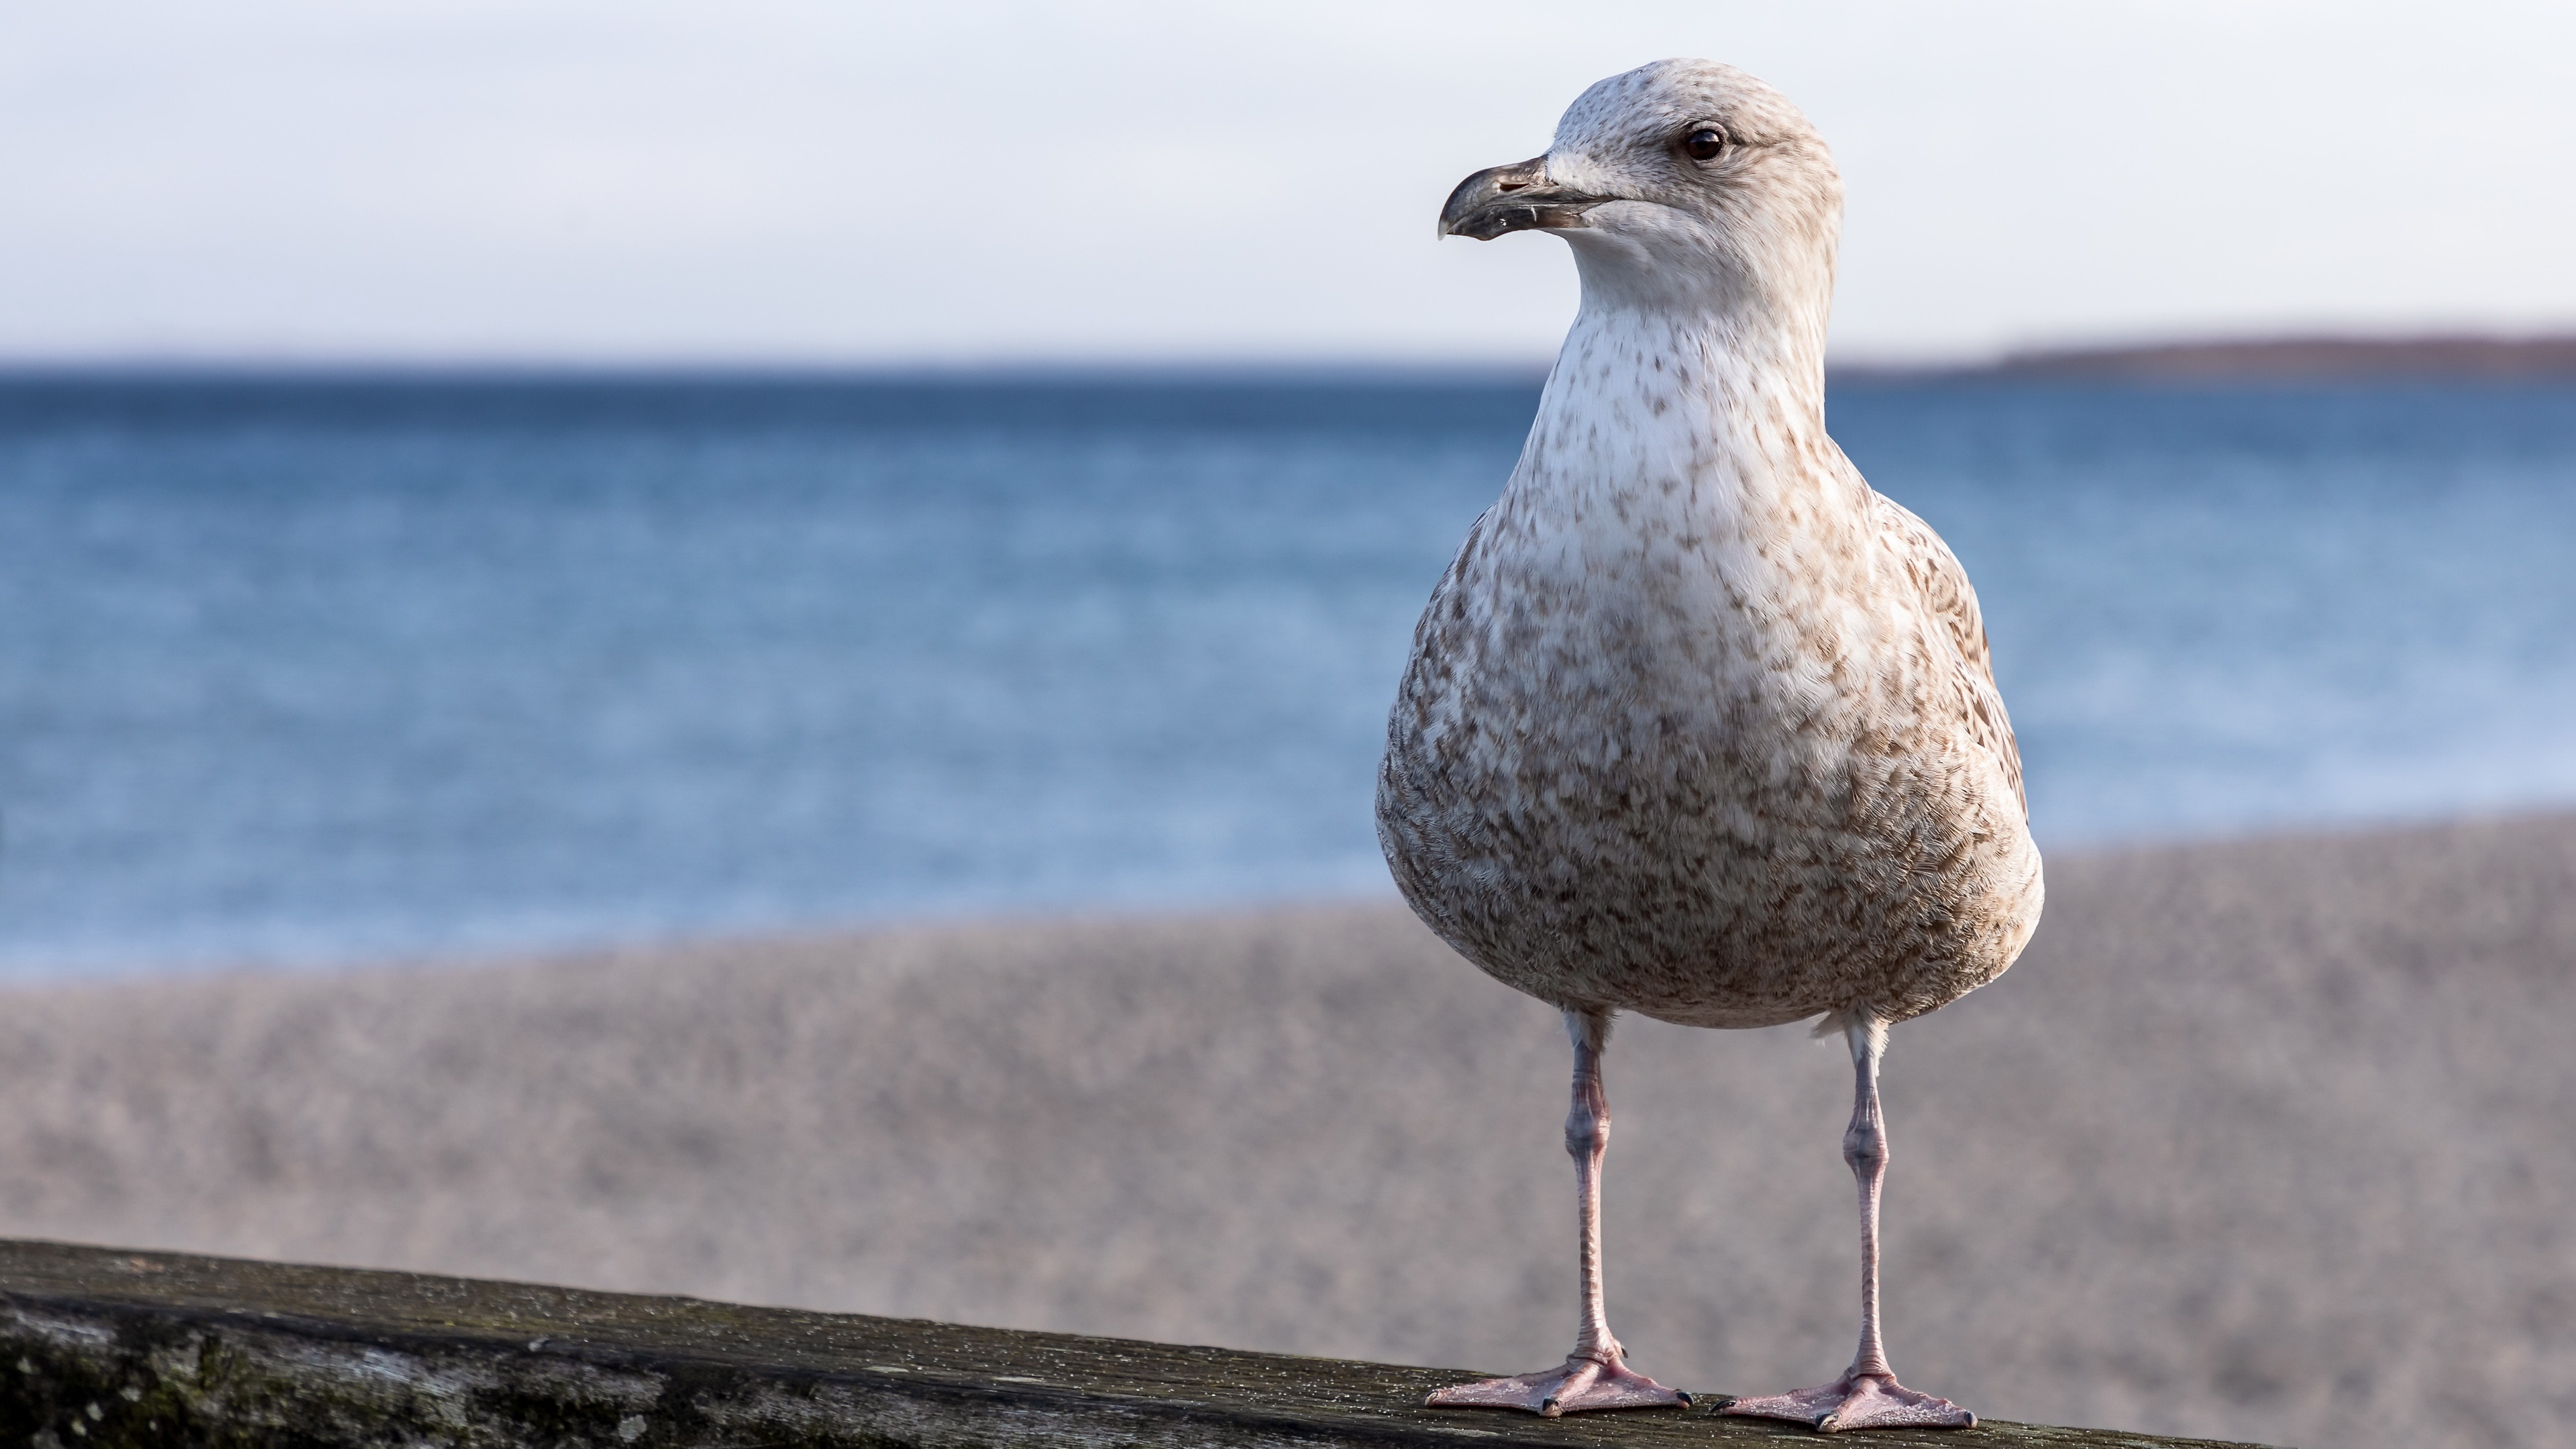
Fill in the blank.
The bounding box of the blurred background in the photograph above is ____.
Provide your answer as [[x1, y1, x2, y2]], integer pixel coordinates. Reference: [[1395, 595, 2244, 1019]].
[[5, 0, 2575, 974], [3, 5, 2575, 1448]]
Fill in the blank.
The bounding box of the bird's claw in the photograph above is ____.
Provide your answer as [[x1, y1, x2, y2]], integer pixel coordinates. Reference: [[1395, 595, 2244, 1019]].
[[1723, 1373, 1973, 1433], [1426, 1352, 1692, 1416]]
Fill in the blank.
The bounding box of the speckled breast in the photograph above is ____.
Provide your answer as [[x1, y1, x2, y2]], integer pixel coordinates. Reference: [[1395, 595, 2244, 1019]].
[[1375, 537, 2043, 1031]]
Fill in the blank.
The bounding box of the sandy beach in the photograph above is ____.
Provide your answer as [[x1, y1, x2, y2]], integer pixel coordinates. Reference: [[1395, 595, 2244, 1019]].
[[2, 812, 2571, 1449]]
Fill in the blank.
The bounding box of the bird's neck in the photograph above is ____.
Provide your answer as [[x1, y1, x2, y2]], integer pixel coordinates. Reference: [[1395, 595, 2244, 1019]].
[[1515, 297, 1841, 530]]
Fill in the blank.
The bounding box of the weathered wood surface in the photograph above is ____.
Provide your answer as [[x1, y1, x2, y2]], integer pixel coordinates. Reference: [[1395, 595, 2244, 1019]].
[[0, 1238, 2265, 1448]]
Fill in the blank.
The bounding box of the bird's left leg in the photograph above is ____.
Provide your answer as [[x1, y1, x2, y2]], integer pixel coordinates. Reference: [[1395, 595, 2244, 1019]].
[[1425, 1008, 1692, 1416], [1725, 1009, 1974, 1433]]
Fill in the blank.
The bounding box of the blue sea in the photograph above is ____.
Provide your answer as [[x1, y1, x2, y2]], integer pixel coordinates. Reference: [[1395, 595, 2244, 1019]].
[[4, 373, 2575, 979]]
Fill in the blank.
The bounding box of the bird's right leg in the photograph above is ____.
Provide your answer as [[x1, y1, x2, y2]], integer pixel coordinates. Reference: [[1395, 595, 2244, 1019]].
[[1425, 1008, 1692, 1417]]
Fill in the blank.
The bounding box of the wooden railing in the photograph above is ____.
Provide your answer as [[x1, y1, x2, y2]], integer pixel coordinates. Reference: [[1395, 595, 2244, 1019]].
[[0, 1238, 2266, 1448]]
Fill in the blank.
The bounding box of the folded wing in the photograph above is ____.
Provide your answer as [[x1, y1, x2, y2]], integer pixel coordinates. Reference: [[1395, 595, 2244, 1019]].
[[1871, 492, 2027, 818]]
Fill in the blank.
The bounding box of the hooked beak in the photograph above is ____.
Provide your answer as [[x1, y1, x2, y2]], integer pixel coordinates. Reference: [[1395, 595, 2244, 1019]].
[[1438, 155, 1610, 240]]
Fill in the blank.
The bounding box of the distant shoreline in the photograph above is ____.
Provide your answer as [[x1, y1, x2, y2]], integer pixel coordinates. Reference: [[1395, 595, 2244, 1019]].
[[7, 335, 2576, 386], [1843, 333, 2576, 383]]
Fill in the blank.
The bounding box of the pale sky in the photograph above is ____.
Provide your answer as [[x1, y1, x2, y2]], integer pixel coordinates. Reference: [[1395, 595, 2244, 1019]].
[[7, 1, 2574, 365]]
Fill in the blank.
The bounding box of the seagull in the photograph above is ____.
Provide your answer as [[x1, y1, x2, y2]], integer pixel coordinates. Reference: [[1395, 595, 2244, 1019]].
[[1377, 60, 2043, 1434]]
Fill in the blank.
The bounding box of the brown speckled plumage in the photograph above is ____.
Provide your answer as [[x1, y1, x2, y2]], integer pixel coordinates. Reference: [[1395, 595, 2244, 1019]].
[[1377, 62, 2041, 1035], [1386, 58, 2040, 1428]]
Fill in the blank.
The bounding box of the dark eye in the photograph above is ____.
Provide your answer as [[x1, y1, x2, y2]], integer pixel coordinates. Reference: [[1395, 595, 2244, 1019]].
[[1682, 127, 1726, 161]]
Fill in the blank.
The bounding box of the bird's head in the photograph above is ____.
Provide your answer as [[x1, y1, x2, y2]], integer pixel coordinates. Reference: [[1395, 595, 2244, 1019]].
[[1440, 60, 1843, 320]]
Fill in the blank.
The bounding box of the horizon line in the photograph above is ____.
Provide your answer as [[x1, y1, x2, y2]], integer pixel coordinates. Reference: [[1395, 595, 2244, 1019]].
[[3, 329, 2576, 384]]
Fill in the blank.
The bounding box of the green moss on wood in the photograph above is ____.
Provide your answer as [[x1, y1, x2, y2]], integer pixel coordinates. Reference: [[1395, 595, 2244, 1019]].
[[0, 1240, 2265, 1449]]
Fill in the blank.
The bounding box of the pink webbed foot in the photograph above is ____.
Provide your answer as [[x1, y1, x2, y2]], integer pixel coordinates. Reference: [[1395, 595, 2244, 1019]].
[[1426, 1353, 1694, 1417], [1724, 1373, 1973, 1433]]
